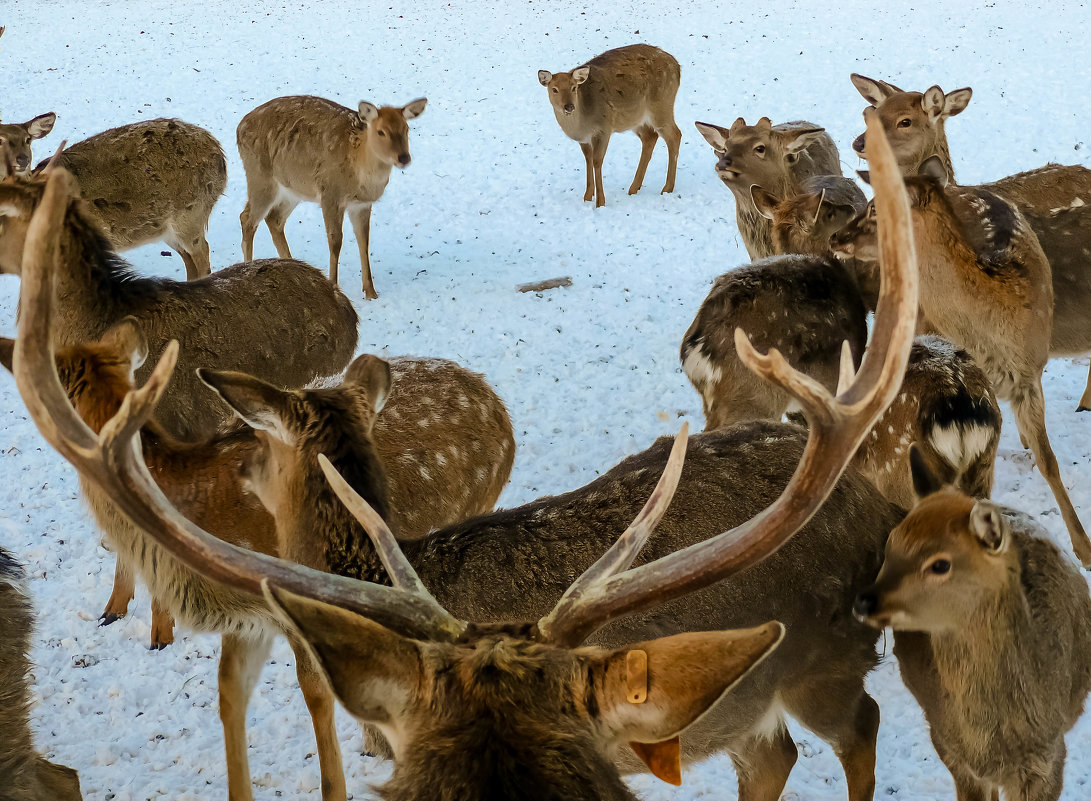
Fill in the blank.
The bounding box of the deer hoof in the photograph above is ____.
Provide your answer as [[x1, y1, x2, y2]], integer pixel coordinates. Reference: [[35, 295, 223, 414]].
[[99, 612, 123, 627], [1077, 405, 1090, 413]]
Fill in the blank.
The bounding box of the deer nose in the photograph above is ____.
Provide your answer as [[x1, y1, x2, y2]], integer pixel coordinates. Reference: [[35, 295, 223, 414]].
[[853, 592, 878, 619], [852, 133, 866, 154], [719, 156, 732, 167], [15, 154, 29, 170], [563, 103, 575, 113], [398, 153, 411, 166]]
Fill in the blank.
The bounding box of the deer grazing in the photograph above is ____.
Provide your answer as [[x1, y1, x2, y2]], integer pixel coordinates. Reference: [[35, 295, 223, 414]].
[[0, 547, 82, 801], [832, 157, 1091, 567], [32, 119, 228, 279], [854, 448, 1091, 801], [10, 113, 917, 800], [537, 44, 682, 208], [0, 328, 515, 652], [0, 169, 359, 440], [694, 117, 843, 258], [237, 94, 427, 299]]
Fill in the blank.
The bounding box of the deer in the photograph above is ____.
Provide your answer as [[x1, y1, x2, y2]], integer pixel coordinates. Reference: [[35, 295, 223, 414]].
[[0, 168, 359, 440], [694, 116, 843, 258], [0, 547, 83, 801], [750, 175, 867, 256], [0, 328, 516, 652], [237, 94, 427, 300], [850, 75, 1091, 409], [831, 157, 1091, 568], [854, 447, 1091, 801], [537, 44, 682, 208], [0, 111, 56, 176], [31, 119, 228, 280], [9, 111, 917, 800]]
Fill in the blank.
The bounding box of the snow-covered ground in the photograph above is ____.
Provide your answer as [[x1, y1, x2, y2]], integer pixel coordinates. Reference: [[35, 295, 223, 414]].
[[2, 1, 1091, 798]]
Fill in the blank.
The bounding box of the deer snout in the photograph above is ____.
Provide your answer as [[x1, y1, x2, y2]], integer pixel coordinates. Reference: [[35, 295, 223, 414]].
[[852, 133, 866, 155], [397, 153, 412, 167], [853, 591, 879, 620], [14, 153, 29, 171], [563, 103, 575, 114]]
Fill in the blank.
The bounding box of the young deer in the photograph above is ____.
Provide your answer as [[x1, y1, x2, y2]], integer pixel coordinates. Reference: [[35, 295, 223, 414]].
[[237, 94, 427, 299], [0, 548, 82, 801], [0, 111, 56, 176], [538, 44, 682, 208], [832, 158, 1091, 566], [0, 170, 359, 440], [11, 112, 917, 801], [32, 119, 228, 279], [855, 448, 1091, 801], [750, 174, 867, 255], [694, 117, 842, 258]]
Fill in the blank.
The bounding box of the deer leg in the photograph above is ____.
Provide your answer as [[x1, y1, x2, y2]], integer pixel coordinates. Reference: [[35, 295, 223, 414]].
[[240, 183, 278, 263], [580, 142, 594, 202], [320, 199, 345, 285], [175, 248, 201, 281], [591, 132, 610, 208], [658, 120, 682, 194], [166, 227, 212, 281], [100, 555, 135, 626], [149, 596, 175, 650], [219, 631, 274, 801], [349, 204, 378, 300], [1079, 365, 1091, 412], [629, 126, 658, 195], [1003, 742, 1065, 801], [728, 725, 798, 801], [289, 636, 348, 801], [1012, 383, 1091, 567], [264, 199, 298, 262]]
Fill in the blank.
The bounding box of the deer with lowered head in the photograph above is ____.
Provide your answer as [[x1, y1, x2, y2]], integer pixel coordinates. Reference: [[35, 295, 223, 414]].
[[750, 174, 866, 256], [0, 166, 359, 440], [855, 447, 1091, 801], [33, 119, 228, 280], [832, 157, 1091, 567], [237, 94, 427, 299], [694, 116, 843, 258], [10, 112, 919, 800], [538, 44, 682, 208]]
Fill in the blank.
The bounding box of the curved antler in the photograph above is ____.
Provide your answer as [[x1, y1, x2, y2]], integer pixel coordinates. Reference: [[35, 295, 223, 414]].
[[11, 166, 465, 643], [536, 108, 917, 646]]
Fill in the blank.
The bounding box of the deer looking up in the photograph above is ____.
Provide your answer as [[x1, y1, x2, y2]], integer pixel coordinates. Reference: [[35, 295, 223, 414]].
[[538, 44, 682, 208], [10, 111, 919, 800]]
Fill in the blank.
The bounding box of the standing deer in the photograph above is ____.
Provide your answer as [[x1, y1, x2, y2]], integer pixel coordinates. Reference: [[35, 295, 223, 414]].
[[0, 170, 359, 440], [538, 44, 682, 208], [831, 158, 1091, 566], [694, 117, 842, 258], [237, 94, 427, 299], [33, 119, 228, 279], [0, 111, 56, 176], [0, 548, 82, 801], [854, 448, 1091, 801], [10, 111, 917, 800]]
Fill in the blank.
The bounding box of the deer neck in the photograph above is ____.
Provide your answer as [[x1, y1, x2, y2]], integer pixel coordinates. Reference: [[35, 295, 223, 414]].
[[928, 126, 956, 185]]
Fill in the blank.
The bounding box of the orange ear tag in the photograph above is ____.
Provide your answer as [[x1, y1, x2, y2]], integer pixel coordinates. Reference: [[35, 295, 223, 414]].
[[625, 649, 648, 704]]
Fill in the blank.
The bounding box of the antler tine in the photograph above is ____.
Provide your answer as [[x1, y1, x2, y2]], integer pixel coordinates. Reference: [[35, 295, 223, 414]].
[[45, 140, 68, 171], [536, 423, 688, 638], [539, 110, 917, 647], [11, 168, 465, 644], [317, 454, 466, 632], [836, 340, 856, 396]]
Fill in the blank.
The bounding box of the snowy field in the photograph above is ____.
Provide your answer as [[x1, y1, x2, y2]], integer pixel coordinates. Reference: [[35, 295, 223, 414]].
[[2, 0, 1091, 798]]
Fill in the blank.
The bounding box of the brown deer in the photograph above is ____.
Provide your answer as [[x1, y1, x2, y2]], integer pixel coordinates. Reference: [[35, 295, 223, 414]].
[[0, 547, 82, 801], [0, 111, 56, 176], [237, 94, 427, 299], [694, 117, 842, 258], [32, 119, 228, 279], [538, 44, 682, 208], [831, 157, 1091, 567], [0, 330, 515, 651], [854, 447, 1091, 801], [750, 174, 867, 255], [0, 170, 359, 440]]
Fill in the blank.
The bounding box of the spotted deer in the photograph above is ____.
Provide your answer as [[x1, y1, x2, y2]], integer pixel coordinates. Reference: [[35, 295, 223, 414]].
[[237, 95, 427, 299], [694, 117, 842, 258], [750, 174, 867, 256], [32, 119, 228, 279], [0, 329, 515, 652], [0, 547, 82, 801], [0, 169, 359, 440], [854, 447, 1091, 801], [832, 157, 1091, 566], [850, 75, 1091, 409], [538, 44, 682, 208], [11, 112, 917, 800]]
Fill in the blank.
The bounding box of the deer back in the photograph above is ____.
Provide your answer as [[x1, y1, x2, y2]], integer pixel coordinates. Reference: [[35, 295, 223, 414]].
[[1021, 199, 1091, 354]]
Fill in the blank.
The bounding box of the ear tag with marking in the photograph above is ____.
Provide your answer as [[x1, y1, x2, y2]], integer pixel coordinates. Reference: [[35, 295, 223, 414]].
[[625, 649, 648, 704]]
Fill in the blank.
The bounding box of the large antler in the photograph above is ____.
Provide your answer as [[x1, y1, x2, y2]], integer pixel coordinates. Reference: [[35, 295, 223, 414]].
[[11, 166, 466, 643]]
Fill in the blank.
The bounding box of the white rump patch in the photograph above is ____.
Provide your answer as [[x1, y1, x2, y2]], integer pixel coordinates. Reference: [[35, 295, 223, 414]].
[[682, 343, 723, 389], [929, 422, 995, 470]]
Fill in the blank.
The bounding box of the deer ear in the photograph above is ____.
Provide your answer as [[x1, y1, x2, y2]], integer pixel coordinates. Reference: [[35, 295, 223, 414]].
[[0, 337, 13, 373], [694, 121, 729, 151], [589, 623, 784, 784], [261, 581, 423, 757], [402, 98, 427, 121], [921, 86, 946, 120], [750, 185, 779, 220], [345, 354, 392, 414], [358, 102, 380, 124], [571, 67, 590, 85], [198, 368, 296, 443], [918, 156, 949, 187], [99, 316, 149, 378], [26, 112, 57, 139], [781, 127, 825, 155], [538, 70, 553, 86], [856, 169, 872, 186], [850, 73, 895, 106], [969, 501, 1010, 553], [909, 443, 952, 499], [943, 87, 972, 118]]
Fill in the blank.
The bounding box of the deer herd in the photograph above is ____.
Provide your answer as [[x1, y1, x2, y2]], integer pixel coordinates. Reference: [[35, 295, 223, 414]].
[[1, 25, 1091, 801]]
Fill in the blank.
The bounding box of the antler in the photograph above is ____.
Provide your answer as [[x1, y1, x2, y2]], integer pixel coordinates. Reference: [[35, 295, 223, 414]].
[[11, 165, 465, 643], [536, 108, 917, 646]]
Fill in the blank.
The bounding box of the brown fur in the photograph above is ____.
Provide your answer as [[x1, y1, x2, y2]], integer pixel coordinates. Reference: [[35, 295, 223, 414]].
[[857, 473, 1091, 801], [237, 94, 427, 298], [538, 44, 682, 207], [33, 119, 228, 279], [0, 112, 56, 176], [694, 117, 842, 258], [752, 174, 867, 256]]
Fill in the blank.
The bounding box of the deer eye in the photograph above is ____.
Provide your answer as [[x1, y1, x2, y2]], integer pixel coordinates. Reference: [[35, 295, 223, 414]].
[[927, 558, 952, 575], [378, 130, 386, 137], [786, 152, 797, 163], [754, 145, 766, 155], [552, 87, 558, 93], [897, 118, 912, 128]]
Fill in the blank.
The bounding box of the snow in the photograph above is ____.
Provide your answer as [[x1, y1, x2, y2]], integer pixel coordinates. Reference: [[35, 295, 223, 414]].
[[1, 0, 1090, 798]]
